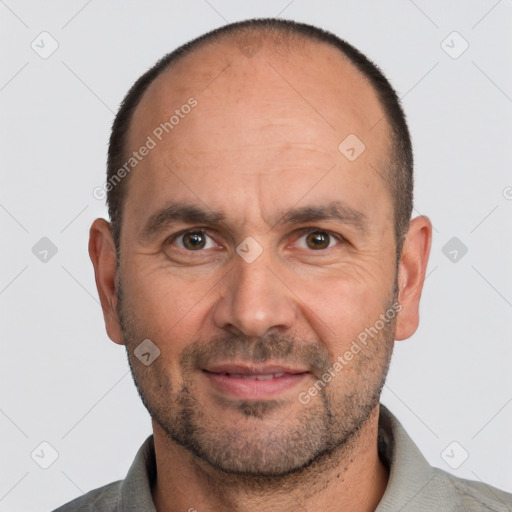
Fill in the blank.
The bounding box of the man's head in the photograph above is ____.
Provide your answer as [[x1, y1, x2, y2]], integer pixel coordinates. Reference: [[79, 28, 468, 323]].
[[89, 18, 431, 480]]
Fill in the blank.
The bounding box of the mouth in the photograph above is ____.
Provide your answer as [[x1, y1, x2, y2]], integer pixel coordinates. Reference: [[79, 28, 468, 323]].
[[207, 372, 287, 380], [202, 364, 310, 400]]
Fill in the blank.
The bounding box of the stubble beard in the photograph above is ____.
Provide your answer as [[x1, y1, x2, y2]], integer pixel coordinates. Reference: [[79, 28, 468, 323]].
[[118, 280, 397, 484]]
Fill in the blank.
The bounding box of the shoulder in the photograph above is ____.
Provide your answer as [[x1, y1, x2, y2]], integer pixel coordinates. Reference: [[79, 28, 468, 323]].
[[51, 480, 122, 512], [435, 466, 512, 512], [377, 404, 512, 512], [51, 435, 156, 512]]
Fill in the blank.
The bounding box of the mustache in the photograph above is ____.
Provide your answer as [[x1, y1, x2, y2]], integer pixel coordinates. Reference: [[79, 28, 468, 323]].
[[179, 331, 332, 375]]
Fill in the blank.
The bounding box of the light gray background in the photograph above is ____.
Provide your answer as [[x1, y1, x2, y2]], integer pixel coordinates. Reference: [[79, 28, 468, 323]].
[[1, 1, 511, 510]]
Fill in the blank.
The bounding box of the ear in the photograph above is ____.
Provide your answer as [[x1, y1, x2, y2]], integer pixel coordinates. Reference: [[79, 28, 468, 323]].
[[394, 215, 432, 341], [88, 218, 124, 345]]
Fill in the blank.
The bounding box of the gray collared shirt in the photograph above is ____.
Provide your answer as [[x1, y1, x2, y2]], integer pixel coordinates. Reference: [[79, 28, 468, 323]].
[[53, 404, 512, 511]]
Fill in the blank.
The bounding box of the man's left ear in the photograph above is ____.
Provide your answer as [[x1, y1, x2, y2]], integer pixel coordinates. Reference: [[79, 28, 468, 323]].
[[394, 215, 432, 341]]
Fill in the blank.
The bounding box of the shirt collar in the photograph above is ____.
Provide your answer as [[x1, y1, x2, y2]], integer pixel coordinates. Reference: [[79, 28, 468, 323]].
[[375, 403, 448, 511], [118, 434, 157, 512], [116, 404, 450, 511]]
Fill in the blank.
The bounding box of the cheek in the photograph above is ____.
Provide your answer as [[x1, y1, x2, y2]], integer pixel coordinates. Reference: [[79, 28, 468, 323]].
[[291, 259, 394, 352], [121, 261, 218, 354]]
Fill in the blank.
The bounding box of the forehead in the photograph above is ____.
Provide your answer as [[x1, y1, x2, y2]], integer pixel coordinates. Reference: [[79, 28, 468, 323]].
[[123, 37, 393, 234], [130, 37, 388, 145]]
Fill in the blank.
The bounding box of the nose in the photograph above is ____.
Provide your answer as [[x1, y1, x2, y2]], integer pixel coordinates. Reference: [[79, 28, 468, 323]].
[[212, 253, 298, 338]]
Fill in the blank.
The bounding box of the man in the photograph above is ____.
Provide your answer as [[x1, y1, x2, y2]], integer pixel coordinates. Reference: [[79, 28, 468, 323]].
[[54, 18, 512, 512]]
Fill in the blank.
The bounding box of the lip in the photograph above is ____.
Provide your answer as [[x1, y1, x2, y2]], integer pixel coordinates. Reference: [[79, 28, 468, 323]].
[[203, 363, 308, 375], [202, 363, 310, 400]]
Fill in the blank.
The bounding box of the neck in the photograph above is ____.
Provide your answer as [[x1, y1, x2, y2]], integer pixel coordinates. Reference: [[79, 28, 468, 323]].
[[152, 404, 389, 512]]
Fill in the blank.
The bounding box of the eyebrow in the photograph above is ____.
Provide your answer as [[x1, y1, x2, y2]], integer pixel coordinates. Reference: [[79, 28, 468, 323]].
[[139, 200, 368, 242], [140, 203, 226, 241], [276, 201, 368, 233]]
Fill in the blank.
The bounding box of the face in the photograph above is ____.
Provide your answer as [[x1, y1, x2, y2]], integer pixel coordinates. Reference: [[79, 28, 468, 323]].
[[106, 40, 405, 477]]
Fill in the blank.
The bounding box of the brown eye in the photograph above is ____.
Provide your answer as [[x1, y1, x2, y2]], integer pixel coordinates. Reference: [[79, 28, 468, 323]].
[[304, 231, 332, 250], [180, 232, 208, 250]]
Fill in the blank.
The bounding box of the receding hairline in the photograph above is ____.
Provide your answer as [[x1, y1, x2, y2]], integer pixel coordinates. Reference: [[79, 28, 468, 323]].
[[125, 30, 395, 221], [125, 26, 394, 184], [129, 26, 387, 135]]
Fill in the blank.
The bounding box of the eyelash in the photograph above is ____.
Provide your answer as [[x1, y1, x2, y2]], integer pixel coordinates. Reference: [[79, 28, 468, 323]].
[[166, 227, 346, 251]]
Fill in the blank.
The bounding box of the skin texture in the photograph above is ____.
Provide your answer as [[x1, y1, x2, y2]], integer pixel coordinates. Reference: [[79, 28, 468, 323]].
[[89, 36, 432, 512]]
